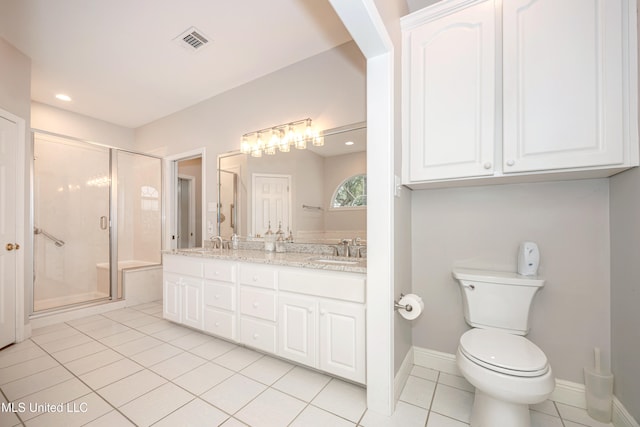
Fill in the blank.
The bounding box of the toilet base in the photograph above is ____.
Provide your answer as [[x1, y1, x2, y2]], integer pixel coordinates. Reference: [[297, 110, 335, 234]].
[[471, 389, 531, 427]]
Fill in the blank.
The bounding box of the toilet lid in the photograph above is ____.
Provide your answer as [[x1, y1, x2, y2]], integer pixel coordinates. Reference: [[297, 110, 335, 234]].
[[459, 329, 549, 377]]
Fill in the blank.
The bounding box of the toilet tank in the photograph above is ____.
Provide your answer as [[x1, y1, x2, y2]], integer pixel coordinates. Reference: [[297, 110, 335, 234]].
[[452, 268, 545, 335]]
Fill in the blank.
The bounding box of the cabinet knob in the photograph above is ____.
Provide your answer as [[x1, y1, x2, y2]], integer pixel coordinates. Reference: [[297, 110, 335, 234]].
[[320, 309, 327, 316], [483, 162, 492, 170], [253, 333, 259, 340], [252, 302, 259, 308], [308, 307, 313, 313], [252, 275, 259, 282], [214, 271, 220, 276], [506, 159, 515, 167], [214, 294, 220, 300], [215, 322, 220, 327]]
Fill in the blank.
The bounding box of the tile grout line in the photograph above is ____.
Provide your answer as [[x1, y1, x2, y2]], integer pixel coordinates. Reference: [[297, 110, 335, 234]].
[[14, 337, 138, 426], [24, 304, 366, 427]]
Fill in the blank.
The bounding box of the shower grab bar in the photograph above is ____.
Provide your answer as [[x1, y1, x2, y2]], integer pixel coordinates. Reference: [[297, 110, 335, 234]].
[[34, 227, 65, 247]]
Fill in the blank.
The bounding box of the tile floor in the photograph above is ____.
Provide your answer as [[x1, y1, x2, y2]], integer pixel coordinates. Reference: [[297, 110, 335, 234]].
[[0, 302, 614, 427]]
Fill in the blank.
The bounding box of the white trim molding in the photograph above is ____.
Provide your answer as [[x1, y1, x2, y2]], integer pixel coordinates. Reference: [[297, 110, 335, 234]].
[[413, 346, 638, 427]]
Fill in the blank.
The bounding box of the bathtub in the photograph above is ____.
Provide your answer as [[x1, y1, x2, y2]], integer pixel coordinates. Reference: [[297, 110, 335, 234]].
[[96, 260, 162, 305]]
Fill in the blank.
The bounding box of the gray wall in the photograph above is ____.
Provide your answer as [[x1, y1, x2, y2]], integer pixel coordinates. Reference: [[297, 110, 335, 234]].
[[411, 179, 611, 383], [610, 146, 640, 422]]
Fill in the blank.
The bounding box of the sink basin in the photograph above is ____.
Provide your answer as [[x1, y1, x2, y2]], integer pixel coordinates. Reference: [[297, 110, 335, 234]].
[[311, 258, 360, 265]]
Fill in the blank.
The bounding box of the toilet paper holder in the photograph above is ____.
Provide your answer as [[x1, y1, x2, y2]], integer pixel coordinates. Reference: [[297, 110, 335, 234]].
[[394, 294, 413, 312]]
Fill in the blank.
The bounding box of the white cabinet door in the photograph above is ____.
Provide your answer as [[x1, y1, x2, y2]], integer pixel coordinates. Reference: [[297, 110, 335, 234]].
[[405, 0, 496, 181], [182, 277, 203, 329], [163, 273, 181, 323], [319, 300, 365, 383], [502, 0, 626, 173], [278, 294, 317, 367]]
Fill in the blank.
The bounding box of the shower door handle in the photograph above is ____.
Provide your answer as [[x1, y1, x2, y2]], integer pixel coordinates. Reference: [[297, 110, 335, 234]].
[[100, 216, 108, 230]]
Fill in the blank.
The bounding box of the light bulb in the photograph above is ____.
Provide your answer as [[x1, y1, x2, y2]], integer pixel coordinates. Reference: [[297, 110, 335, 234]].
[[305, 119, 314, 142], [312, 131, 324, 147], [240, 136, 252, 154], [278, 129, 290, 152]]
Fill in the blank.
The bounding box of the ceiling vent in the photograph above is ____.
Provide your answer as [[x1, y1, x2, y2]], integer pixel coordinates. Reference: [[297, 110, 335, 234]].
[[174, 27, 210, 52]]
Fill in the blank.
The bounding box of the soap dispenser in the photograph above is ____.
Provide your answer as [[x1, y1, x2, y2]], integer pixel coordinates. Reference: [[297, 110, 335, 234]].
[[264, 222, 275, 252], [517, 241, 540, 276]]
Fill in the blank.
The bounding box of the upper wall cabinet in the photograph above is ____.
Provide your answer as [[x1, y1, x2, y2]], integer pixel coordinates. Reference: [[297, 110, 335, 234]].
[[401, 0, 639, 187]]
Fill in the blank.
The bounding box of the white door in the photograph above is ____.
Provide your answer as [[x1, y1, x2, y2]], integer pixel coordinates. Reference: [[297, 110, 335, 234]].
[[405, 0, 496, 181], [0, 114, 18, 348], [502, 0, 625, 172], [252, 174, 291, 236]]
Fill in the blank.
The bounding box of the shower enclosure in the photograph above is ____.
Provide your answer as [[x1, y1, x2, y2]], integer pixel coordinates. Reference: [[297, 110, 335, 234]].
[[32, 132, 162, 313]]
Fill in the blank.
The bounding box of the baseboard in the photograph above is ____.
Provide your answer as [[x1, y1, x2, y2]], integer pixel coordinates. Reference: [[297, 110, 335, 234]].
[[412, 346, 639, 427], [413, 346, 460, 376], [394, 348, 414, 404], [614, 398, 640, 427]]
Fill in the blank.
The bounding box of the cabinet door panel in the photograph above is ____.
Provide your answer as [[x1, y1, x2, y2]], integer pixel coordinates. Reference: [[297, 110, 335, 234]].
[[278, 294, 316, 367], [182, 277, 203, 329], [407, 0, 496, 181], [163, 273, 181, 323], [319, 300, 365, 384], [503, 0, 624, 172]]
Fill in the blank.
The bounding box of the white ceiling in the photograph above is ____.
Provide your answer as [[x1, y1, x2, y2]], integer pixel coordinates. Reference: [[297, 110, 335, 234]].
[[0, 0, 352, 128]]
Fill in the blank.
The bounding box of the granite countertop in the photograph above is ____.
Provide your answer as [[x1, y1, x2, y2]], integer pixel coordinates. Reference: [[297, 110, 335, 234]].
[[163, 248, 367, 274]]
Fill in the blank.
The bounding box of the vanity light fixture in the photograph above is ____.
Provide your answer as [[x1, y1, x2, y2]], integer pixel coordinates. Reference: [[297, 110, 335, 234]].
[[240, 118, 324, 156]]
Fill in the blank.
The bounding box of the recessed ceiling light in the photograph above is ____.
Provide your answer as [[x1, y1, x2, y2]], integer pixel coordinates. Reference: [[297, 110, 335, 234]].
[[345, 141, 355, 146], [55, 94, 72, 102]]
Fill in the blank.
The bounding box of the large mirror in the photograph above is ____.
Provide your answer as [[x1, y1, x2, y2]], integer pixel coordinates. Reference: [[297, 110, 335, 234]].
[[217, 122, 366, 243]]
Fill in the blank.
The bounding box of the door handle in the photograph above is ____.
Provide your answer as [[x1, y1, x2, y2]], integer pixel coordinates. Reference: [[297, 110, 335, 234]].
[[100, 216, 108, 230], [6, 243, 14, 251]]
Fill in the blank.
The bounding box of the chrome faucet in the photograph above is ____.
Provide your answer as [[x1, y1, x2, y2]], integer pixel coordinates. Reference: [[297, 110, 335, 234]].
[[210, 235, 223, 249]]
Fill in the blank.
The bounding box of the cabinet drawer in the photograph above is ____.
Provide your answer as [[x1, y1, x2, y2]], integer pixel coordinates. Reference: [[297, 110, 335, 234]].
[[163, 255, 204, 277], [203, 307, 235, 341], [240, 287, 276, 321], [204, 282, 235, 311], [204, 260, 236, 283], [240, 317, 276, 354], [239, 265, 276, 289]]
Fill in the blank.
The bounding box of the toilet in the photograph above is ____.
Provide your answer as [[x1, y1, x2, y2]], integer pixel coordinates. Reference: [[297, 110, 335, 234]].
[[452, 268, 555, 427]]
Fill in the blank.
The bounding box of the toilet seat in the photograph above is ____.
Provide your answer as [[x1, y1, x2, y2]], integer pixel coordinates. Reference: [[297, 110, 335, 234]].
[[459, 329, 549, 377]]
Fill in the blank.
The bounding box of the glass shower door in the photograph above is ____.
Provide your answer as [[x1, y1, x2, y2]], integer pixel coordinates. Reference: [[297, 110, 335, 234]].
[[33, 133, 111, 312]]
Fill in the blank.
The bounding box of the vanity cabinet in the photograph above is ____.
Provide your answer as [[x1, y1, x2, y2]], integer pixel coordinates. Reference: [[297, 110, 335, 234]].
[[278, 268, 366, 383], [402, 0, 638, 186], [162, 254, 367, 384], [163, 256, 204, 330]]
